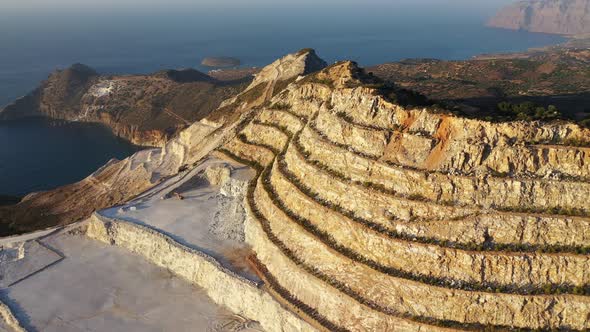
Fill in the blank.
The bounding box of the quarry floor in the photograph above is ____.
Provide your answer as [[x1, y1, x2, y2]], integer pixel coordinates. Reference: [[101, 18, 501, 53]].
[[101, 156, 259, 281], [0, 157, 263, 332]]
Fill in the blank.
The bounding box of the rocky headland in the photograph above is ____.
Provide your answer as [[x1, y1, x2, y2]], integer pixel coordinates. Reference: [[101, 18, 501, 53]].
[[488, 0, 590, 35], [0, 64, 249, 146]]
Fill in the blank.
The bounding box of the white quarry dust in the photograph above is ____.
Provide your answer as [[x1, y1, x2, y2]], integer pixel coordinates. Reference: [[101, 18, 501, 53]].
[[88, 80, 114, 98], [0, 156, 266, 332], [101, 156, 259, 281], [1, 231, 262, 332], [0, 240, 62, 288]]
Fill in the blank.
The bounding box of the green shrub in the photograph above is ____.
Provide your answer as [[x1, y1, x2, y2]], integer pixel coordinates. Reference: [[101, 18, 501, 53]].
[[496, 101, 562, 121]]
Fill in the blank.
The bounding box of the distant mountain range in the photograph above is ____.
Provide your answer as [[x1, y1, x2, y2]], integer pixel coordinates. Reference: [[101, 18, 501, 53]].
[[488, 0, 590, 35]]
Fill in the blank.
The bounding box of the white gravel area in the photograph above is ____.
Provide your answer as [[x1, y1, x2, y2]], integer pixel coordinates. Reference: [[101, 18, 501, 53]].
[[1, 231, 261, 332], [101, 156, 258, 281]]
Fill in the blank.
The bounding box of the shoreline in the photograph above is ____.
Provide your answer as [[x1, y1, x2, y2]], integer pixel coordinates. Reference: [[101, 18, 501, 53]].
[[473, 33, 589, 60]]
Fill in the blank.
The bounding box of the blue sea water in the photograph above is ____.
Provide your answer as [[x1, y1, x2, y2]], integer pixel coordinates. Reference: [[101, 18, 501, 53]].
[[0, 2, 565, 195], [0, 119, 141, 196]]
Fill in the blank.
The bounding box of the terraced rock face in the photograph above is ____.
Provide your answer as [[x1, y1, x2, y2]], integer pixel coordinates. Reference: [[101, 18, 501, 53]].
[[219, 60, 590, 331]]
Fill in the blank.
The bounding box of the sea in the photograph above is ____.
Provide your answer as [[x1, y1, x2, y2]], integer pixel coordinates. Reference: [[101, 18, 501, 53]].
[[0, 119, 140, 196], [0, 1, 565, 196]]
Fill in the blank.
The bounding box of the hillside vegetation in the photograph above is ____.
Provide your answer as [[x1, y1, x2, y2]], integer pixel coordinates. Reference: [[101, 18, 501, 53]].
[[368, 49, 590, 126]]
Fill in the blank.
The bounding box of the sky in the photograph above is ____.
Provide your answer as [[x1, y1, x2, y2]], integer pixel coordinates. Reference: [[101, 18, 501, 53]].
[[2, 0, 515, 15]]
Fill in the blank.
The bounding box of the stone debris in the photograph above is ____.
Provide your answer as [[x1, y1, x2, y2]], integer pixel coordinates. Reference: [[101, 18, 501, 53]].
[[207, 165, 249, 242]]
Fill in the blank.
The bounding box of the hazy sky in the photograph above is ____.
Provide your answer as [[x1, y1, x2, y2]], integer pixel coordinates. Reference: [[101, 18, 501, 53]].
[[3, 0, 515, 14]]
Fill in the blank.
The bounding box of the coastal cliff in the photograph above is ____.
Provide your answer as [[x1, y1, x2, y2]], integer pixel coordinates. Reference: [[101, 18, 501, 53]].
[[0, 65, 249, 146], [488, 0, 590, 35]]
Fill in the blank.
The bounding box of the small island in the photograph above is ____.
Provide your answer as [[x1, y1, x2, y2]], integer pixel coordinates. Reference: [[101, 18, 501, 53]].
[[201, 57, 241, 68]]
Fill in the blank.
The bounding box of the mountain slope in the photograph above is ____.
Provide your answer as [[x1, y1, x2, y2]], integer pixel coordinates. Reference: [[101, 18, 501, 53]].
[[488, 0, 590, 35]]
